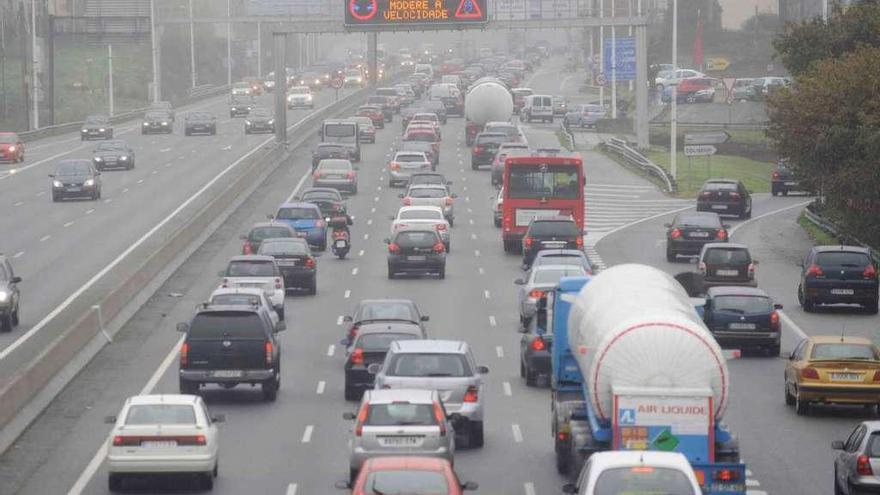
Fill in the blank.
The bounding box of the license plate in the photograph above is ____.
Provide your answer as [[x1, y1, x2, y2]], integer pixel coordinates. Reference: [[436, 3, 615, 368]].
[[831, 372, 863, 381], [689, 232, 709, 238], [717, 269, 739, 276], [213, 370, 243, 378], [543, 242, 566, 248], [784, 181, 796, 186], [276, 260, 297, 266], [325, 174, 344, 179], [335, 240, 347, 248], [381, 436, 420, 446], [141, 441, 177, 448], [711, 204, 727, 210], [408, 255, 426, 261], [728, 322, 756, 330], [831, 289, 855, 295], [67, 187, 82, 192]]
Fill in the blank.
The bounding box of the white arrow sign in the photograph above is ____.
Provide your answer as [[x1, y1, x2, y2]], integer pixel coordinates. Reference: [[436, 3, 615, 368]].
[[684, 144, 717, 157]]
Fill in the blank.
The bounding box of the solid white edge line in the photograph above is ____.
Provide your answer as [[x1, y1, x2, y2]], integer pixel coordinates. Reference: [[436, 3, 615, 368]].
[[287, 483, 298, 495], [524, 482, 536, 495], [729, 200, 812, 236], [316, 380, 326, 395], [779, 311, 808, 340], [503, 381, 512, 396]]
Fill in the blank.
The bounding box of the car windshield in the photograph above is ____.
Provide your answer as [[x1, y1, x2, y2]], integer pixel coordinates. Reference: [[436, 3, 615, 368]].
[[95, 143, 125, 151], [144, 112, 168, 120], [55, 163, 90, 176], [397, 154, 427, 162], [712, 295, 772, 314], [188, 112, 212, 120], [249, 227, 292, 242], [276, 207, 320, 220], [408, 188, 446, 199], [395, 231, 438, 248], [533, 267, 586, 284], [125, 405, 196, 426], [85, 116, 107, 124], [356, 302, 416, 322], [187, 312, 265, 340], [811, 344, 879, 361], [356, 333, 420, 352], [318, 160, 351, 171], [593, 466, 696, 495], [387, 353, 471, 377], [705, 248, 751, 264], [225, 260, 276, 277], [365, 403, 436, 427], [258, 240, 309, 256], [508, 165, 581, 199], [815, 251, 870, 267], [528, 221, 579, 237], [676, 214, 721, 228], [405, 133, 436, 143], [251, 109, 271, 117], [210, 293, 262, 307]]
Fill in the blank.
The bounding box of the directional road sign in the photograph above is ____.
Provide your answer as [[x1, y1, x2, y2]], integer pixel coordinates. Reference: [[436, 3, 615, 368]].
[[602, 36, 636, 81], [684, 131, 730, 146], [684, 144, 717, 157], [344, 0, 488, 30]]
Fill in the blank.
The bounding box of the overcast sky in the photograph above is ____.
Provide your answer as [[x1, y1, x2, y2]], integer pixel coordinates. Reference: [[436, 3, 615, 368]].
[[719, 0, 777, 29]]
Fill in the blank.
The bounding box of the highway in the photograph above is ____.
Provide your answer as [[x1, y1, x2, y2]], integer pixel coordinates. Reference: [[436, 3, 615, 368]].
[[0, 61, 876, 495]]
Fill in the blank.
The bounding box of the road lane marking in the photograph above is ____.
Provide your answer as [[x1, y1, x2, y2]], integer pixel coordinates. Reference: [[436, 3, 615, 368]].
[[746, 480, 759, 487], [63, 221, 74, 228], [370, 207, 376, 213], [363, 233, 369, 240], [36, 191, 45, 197], [470, 233, 477, 240], [103, 199, 112, 204], [478, 267, 484, 275], [352, 267, 359, 275], [489, 316, 497, 327], [122, 188, 129, 193], [151, 170, 158, 175], [301, 425, 314, 443], [512, 424, 523, 443], [503, 382, 512, 396], [85, 208, 95, 215], [474, 250, 480, 257], [484, 290, 490, 299], [779, 311, 808, 340], [287, 483, 298, 495], [729, 200, 812, 236], [137, 179, 144, 184], [524, 482, 536, 495], [13, 251, 24, 258], [327, 344, 336, 357], [317, 381, 326, 394], [13, 201, 23, 207], [366, 219, 372, 225], [358, 249, 364, 257], [374, 196, 379, 202], [344, 290, 351, 299], [39, 235, 51, 242], [495, 345, 503, 357], [468, 219, 474, 225], [337, 315, 344, 325]]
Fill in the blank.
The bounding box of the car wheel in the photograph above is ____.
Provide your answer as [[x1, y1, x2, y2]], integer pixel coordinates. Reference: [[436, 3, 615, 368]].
[[448, 218, 454, 227], [11, 302, 20, 326], [52, 193, 59, 203], [185, 130, 191, 136], [767, 343, 780, 357], [0, 313, 12, 332], [108, 473, 124, 492], [771, 188, 778, 196], [795, 389, 809, 415], [262, 375, 279, 401], [350, 468, 359, 484], [179, 379, 199, 395], [387, 265, 395, 279], [666, 246, 676, 262], [520, 359, 526, 378], [445, 242, 451, 253], [277, 306, 285, 321], [494, 218, 501, 228], [308, 279, 317, 296], [866, 299, 879, 315], [799, 285, 815, 312], [471, 161, 478, 170], [468, 421, 484, 448], [438, 265, 446, 280], [525, 363, 538, 387], [201, 472, 214, 490], [784, 380, 795, 406], [344, 382, 360, 401], [782, 190, 789, 197]]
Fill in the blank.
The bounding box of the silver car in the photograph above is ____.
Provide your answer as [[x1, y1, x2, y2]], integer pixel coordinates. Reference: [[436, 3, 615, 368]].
[[833, 421, 880, 495], [515, 264, 587, 326], [400, 184, 456, 226], [345, 388, 455, 482], [372, 340, 489, 449], [388, 151, 432, 187]]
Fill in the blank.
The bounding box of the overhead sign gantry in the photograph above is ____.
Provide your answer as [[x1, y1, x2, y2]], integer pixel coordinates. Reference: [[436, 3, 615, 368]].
[[344, 0, 488, 30]]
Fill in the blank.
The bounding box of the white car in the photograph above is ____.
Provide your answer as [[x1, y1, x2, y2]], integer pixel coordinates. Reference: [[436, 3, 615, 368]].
[[218, 255, 286, 320], [563, 451, 703, 495], [287, 86, 314, 109], [207, 287, 281, 327], [492, 186, 503, 227], [105, 394, 223, 491], [654, 68, 705, 91], [391, 205, 451, 249]]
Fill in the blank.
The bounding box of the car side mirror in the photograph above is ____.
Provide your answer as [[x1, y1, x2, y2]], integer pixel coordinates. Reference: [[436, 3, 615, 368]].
[[266, 214, 275, 220], [342, 412, 356, 421], [211, 414, 226, 423], [774, 303, 784, 310], [447, 180, 453, 185], [343, 315, 353, 322], [274, 320, 286, 333], [340, 338, 351, 346], [477, 365, 489, 374], [95, 172, 101, 176], [398, 193, 404, 198], [562, 484, 578, 494], [722, 224, 731, 229], [420, 315, 430, 321], [103, 415, 117, 424], [462, 481, 479, 491], [367, 363, 382, 375], [176, 322, 190, 333], [388, 215, 396, 220], [383, 238, 391, 244], [48, 173, 55, 178], [10, 276, 21, 284], [663, 223, 671, 228], [335, 480, 351, 490], [514, 278, 526, 285], [832, 440, 845, 450]]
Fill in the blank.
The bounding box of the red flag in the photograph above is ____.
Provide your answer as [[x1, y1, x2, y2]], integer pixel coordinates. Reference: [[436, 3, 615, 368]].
[[693, 13, 704, 69]]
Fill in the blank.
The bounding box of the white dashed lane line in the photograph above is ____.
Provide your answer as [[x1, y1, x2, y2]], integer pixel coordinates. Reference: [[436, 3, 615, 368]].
[[327, 345, 335, 357], [483, 290, 490, 300], [301, 425, 314, 443], [63, 221, 74, 228], [524, 482, 536, 495], [13, 201, 23, 207], [344, 290, 351, 299], [503, 382, 512, 396], [316, 381, 326, 394], [39, 235, 51, 242], [336, 315, 344, 325], [511, 424, 523, 443], [351, 267, 359, 275], [489, 316, 497, 327], [287, 484, 298, 495], [13, 251, 24, 258]]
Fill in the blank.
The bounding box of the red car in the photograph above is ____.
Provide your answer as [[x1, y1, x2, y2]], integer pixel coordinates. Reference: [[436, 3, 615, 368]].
[[357, 105, 385, 129], [403, 129, 440, 159], [339, 457, 478, 495], [0, 132, 24, 163]]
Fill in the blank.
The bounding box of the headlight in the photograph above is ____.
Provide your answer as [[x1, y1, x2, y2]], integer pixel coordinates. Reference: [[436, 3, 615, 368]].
[[53, 180, 63, 187], [299, 80, 305, 85], [314, 79, 320, 85], [305, 94, 312, 101], [0, 291, 7, 302], [81, 129, 87, 133], [161, 121, 168, 125], [120, 156, 128, 160], [142, 122, 149, 126], [94, 156, 103, 161], [245, 121, 252, 126], [268, 119, 274, 125], [84, 179, 95, 186], [99, 128, 105, 132]]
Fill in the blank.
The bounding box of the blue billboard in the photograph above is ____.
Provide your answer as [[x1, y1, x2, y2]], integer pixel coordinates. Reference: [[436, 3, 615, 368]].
[[602, 36, 636, 81]]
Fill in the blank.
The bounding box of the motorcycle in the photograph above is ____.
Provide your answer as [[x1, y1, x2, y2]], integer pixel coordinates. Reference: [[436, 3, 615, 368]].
[[327, 215, 353, 259]]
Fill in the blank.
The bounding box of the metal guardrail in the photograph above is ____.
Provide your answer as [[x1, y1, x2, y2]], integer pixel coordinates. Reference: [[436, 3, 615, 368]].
[[601, 137, 676, 193], [803, 205, 880, 265]]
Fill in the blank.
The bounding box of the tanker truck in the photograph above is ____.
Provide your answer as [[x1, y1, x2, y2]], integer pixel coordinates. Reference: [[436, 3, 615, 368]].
[[463, 77, 513, 146], [547, 264, 746, 495]]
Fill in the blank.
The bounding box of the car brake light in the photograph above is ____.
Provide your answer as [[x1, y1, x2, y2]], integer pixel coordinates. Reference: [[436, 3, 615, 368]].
[[275, 277, 282, 290], [670, 228, 682, 239], [523, 236, 533, 247], [347, 171, 355, 179], [801, 367, 819, 380], [305, 257, 315, 268], [700, 191, 712, 199], [435, 223, 447, 231], [402, 197, 412, 206], [313, 171, 321, 179], [112, 435, 139, 446], [221, 277, 229, 288], [463, 386, 479, 404], [772, 171, 780, 179], [473, 146, 483, 153], [699, 261, 707, 275], [433, 401, 447, 436], [242, 241, 253, 255], [529, 289, 545, 299], [179, 342, 189, 367], [389, 161, 400, 170], [530, 337, 546, 351], [576, 236, 583, 248], [433, 242, 446, 253], [729, 192, 741, 200], [716, 229, 728, 240], [748, 262, 756, 278], [858, 455, 874, 476], [355, 401, 369, 436], [770, 311, 780, 331], [388, 242, 400, 253], [807, 264, 824, 277], [445, 197, 453, 206], [265, 341, 274, 365], [713, 469, 740, 482], [864, 265, 877, 279], [350, 348, 364, 365]]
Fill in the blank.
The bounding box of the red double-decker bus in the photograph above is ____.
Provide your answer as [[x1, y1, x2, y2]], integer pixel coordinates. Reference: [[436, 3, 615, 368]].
[[500, 152, 585, 252]]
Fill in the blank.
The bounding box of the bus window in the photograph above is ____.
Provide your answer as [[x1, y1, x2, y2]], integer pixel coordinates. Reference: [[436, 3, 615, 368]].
[[508, 165, 580, 199]]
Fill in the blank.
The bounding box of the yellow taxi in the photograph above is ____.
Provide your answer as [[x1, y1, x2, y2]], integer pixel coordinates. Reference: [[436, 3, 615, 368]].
[[784, 336, 880, 415]]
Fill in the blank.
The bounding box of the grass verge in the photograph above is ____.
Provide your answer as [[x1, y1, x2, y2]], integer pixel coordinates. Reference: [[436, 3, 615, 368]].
[[555, 128, 574, 151], [797, 211, 840, 245], [646, 148, 774, 198]]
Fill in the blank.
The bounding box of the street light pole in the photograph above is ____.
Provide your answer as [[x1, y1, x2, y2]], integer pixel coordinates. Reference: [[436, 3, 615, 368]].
[[189, 0, 196, 88], [599, 0, 604, 108], [150, 0, 159, 102], [226, 0, 232, 87], [108, 44, 114, 116], [611, 0, 617, 119], [31, 0, 39, 129], [670, 0, 678, 181]]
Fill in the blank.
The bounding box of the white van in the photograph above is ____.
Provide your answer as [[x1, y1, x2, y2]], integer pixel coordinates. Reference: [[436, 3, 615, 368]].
[[521, 94, 554, 123], [414, 64, 434, 79]]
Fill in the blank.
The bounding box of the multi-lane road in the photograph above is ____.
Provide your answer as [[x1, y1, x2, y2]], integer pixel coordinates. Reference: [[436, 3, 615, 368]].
[[0, 63, 877, 495]]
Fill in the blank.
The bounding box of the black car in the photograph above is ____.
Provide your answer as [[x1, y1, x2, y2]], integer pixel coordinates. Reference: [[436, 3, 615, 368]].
[[696, 179, 752, 219], [341, 323, 426, 400], [521, 217, 583, 267], [245, 108, 275, 134], [50, 159, 102, 201], [150, 101, 175, 122], [0, 254, 22, 332], [311, 143, 350, 170], [229, 96, 254, 118], [257, 237, 317, 294], [80, 115, 113, 141], [299, 187, 347, 217], [176, 305, 285, 401], [703, 286, 782, 356], [386, 228, 447, 279], [698, 243, 756, 287], [421, 101, 448, 124], [342, 299, 429, 345], [366, 95, 394, 122], [440, 96, 464, 117], [798, 245, 879, 313], [141, 110, 173, 134], [665, 212, 729, 262], [771, 162, 799, 196], [92, 140, 135, 171], [519, 296, 551, 387], [184, 111, 217, 136], [471, 132, 508, 170]]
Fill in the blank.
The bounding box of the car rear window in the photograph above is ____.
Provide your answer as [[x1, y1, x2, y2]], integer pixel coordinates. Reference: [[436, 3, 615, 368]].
[[405, 133, 436, 143], [258, 240, 309, 256], [276, 207, 319, 220], [712, 295, 771, 314], [364, 470, 449, 494], [705, 248, 751, 265], [533, 267, 586, 284], [387, 353, 471, 377], [356, 302, 416, 322], [408, 188, 446, 199], [249, 227, 293, 242], [226, 260, 276, 277], [302, 191, 339, 202], [410, 176, 443, 186], [476, 134, 507, 145], [366, 403, 436, 426], [397, 154, 427, 162], [866, 433, 880, 456], [357, 333, 420, 352], [811, 344, 879, 360], [188, 312, 266, 340], [317, 160, 351, 171], [815, 251, 871, 267], [125, 405, 196, 426], [528, 221, 579, 237], [703, 182, 737, 191], [395, 231, 439, 248], [593, 467, 696, 495], [676, 214, 721, 228], [210, 293, 262, 306]]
